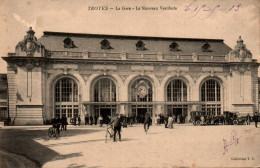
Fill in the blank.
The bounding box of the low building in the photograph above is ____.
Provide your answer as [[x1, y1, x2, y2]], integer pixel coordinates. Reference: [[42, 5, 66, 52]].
[[2, 28, 259, 125]]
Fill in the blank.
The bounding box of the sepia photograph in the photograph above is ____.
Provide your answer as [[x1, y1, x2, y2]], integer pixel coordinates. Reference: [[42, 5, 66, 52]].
[[0, 0, 259, 167]]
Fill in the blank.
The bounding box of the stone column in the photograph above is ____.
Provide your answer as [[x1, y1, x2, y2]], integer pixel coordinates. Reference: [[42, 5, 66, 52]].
[[120, 104, 125, 115]]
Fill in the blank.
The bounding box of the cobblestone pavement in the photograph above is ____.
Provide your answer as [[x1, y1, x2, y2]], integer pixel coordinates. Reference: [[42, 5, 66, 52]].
[[0, 124, 260, 168]]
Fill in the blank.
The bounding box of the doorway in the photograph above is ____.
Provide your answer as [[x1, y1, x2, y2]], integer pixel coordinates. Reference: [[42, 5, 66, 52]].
[[100, 108, 111, 124], [172, 108, 182, 122], [137, 108, 147, 123]]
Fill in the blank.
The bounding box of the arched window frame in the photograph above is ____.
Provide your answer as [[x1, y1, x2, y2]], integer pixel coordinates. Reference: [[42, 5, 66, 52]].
[[167, 79, 187, 102], [54, 77, 79, 118], [94, 78, 116, 102]]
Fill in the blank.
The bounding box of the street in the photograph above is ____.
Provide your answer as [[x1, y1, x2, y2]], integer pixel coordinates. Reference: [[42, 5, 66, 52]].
[[0, 124, 259, 168]]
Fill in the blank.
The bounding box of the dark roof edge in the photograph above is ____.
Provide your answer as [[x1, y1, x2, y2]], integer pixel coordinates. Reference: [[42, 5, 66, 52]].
[[42, 31, 224, 42]]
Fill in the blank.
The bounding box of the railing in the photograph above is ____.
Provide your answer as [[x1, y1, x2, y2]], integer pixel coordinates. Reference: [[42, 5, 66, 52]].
[[49, 51, 228, 62]]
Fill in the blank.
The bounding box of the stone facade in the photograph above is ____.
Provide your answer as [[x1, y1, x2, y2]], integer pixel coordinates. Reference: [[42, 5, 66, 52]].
[[2, 28, 259, 125]]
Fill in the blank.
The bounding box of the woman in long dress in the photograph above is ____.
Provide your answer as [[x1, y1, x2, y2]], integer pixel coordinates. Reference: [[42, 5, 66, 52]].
[[168, 116, 174, 129]]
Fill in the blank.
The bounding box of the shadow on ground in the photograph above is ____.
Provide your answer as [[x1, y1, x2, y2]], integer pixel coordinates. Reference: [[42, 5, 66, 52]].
[[0, 127, 102, 167]]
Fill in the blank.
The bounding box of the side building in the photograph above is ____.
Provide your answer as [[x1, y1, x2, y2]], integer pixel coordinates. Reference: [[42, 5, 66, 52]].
[[2, 28, 259, 125], [0, 74, 8, 124]]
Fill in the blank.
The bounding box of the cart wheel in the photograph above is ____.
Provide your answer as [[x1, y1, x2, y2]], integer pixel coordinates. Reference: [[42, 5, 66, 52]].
[[48, 128, 52, 137], [233, 120, 238, 125], [196, 120, 201, 126]]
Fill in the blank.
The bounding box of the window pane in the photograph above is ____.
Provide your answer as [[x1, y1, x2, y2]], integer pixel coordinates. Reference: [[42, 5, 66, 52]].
[[94, 78, 116, 102], [167, 80, 187, 102]]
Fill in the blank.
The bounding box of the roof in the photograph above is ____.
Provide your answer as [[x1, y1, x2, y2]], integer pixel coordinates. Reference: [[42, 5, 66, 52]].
[[38, 31, 232, 55]]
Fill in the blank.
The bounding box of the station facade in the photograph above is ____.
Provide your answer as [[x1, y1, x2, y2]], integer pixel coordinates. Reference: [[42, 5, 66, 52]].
[[2, 28, 259, 125]]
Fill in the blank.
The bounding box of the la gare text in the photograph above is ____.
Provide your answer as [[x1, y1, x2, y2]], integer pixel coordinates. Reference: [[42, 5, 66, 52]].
[[88, 6, 177, 11]]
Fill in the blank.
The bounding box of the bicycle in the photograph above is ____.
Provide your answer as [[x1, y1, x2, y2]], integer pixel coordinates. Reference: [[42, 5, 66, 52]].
[[105, 125, 114, 143], [48, 126, 58, 138], [105, 125, 120, 143]]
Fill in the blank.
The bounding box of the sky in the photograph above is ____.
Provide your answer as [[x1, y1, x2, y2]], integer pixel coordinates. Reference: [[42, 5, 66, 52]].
[[0, 0, 259, 73]]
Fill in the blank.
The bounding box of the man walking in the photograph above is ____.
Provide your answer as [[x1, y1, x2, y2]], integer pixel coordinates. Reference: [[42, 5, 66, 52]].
[[253, 112, 259, 128], [246, 113, 251, 125], [110, 114, 122, 142], [144, 112, 151, 133], [90, 115, 93, 125], [85, 114, 89, 125]]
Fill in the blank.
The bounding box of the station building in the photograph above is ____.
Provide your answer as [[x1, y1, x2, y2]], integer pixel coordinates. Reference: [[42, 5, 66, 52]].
[[2, 28, 259, 125]]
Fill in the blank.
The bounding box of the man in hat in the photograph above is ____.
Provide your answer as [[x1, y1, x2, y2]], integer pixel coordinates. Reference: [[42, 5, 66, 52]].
[[144, 112, 151, 133], [253, 112, 259, 128], [110, 114, 122, 142]]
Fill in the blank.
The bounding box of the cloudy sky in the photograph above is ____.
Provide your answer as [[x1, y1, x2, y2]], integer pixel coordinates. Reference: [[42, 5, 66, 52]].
[[0, 0, 259, 73]]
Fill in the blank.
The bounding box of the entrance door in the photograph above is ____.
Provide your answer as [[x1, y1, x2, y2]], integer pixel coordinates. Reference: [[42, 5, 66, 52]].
[[100, 108, 111, 124], [137, 108, 147, 123], [173, 108, 182, 122]]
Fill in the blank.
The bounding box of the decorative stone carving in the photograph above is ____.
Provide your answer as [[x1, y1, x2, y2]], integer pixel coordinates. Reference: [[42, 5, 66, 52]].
[[63, 37, 77, 48], [80, 74, 91, 84], [210, 69, 215, 77], [16, 27, 44, 56], [229, 36, 252, 62], [155, 75, 165, 83], [119, 75, 129, 83], [190, 73, 201, 83], [136, 40, 147, 51], [100, 39, 113, 49], [233, 64, 251, 74]]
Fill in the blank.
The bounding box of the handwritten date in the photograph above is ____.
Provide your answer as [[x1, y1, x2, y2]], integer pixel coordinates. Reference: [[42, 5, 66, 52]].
[[185, 0, 241, 19]]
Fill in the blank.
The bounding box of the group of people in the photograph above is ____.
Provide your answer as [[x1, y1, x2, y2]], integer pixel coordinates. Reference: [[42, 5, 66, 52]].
[[51, 115, 68, 136], [84, 115, 100, 126], [71, 115, 81, 126]]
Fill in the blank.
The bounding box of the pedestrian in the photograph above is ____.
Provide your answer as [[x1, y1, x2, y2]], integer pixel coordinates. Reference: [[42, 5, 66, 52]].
[[94, 115, 98, 125], [172, 115, 176, 124], [74, 116, 77, 126], [177, 115, 180, 124], [90, 115, 93, 125], [144, 112, 151, 133], [201, 115, 205, 125], [246, 113, 251, 125], [167, 115, 174, 129], [110, 114, 122, 142], [99, 115, 103, 127], [78, 115, 81, 126], [85, 114, 89, 125], [61, 115, 67, 131], [56, 116, 61, 136], [164, 115, 168, 128], [129, 114, 133, 126], [253, 112, 258, 128]]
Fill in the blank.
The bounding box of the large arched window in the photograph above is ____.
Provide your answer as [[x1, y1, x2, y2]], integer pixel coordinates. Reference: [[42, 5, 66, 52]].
[[201, 79, 221, 115], [131, 78, 152, 102], [167, 79, 187, 102], [94, 78, 116, 102], [166, 79, 188, 119], [55, 77, 79, 118]]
